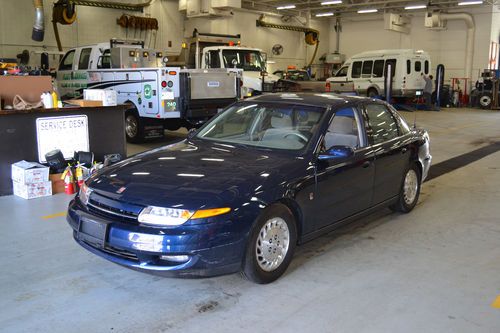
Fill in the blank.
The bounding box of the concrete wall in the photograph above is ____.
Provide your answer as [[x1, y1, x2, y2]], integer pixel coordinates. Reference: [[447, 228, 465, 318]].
[[329, 6, 494, 82], [184, 10, 330, 74], [0, 0, 183, 68]]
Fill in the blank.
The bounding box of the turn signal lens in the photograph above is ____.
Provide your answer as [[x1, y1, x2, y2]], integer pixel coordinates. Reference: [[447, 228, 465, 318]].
[[191, 207, 231, 219]]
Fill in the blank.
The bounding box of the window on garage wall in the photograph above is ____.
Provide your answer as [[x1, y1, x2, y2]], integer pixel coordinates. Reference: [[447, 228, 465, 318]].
[[352, 61, 362, 78], [415, 61, 422, 73], [406, 60, 411, 75], [373, 60, 384, 77], [362, 61, 373, 77]]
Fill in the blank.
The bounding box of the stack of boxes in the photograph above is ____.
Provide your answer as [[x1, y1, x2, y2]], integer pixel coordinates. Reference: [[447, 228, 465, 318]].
[[11, 161, 52, 199]]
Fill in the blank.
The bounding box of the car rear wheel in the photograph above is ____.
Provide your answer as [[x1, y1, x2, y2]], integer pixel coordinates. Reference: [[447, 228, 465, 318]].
[[391, 163, 421, 213], [242, 204, 297, 284]]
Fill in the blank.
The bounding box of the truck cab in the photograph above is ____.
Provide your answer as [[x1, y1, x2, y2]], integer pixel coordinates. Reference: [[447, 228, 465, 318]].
[[200, 46, 279, 97]]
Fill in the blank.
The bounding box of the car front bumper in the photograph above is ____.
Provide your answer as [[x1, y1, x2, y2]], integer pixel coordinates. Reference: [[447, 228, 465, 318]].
[[67, 199, 248, 277]]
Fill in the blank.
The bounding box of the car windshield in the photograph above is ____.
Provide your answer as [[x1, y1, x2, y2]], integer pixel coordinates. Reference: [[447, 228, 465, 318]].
[[196, 102, 325, 151], [222, 50, 265, 72]]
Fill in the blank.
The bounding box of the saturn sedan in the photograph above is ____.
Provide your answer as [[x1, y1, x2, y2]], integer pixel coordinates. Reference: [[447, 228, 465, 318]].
[[67, 93, 431, 284]]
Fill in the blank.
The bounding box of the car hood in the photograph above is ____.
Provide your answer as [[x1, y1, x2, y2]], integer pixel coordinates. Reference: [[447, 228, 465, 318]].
[[88, 140, 306, 210]]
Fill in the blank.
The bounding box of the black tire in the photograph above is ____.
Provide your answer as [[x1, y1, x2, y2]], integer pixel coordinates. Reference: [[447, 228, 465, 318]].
[[391, 163, 421, 213], [479, 93, 492, 109], [367, 88, 379, 98], [125, 110, 145, 143], [242, 204, 297, 284]]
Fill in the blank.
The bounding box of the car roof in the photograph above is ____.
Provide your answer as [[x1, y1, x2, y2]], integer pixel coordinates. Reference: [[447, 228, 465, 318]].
[[248, 93, 382, 109]]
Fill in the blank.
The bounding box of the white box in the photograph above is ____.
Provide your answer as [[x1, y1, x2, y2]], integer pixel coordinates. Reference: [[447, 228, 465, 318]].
[[11, 160, 50, 184], [13, 181, 52, 199], [83, 89, 117, 106]]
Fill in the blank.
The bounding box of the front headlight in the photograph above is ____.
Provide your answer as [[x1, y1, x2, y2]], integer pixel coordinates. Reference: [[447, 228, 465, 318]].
[[138, 206, 231, 226], [79, 182, 92, 205]]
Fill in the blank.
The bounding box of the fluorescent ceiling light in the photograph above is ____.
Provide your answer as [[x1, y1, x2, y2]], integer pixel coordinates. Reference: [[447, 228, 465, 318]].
[[316, 12, 334, 17], [321, 0, 342, 5], [404, 4, 427, 9], [277, 5, 296, 9], [357, 8, 378, 13], [458, 0, 483, 5]]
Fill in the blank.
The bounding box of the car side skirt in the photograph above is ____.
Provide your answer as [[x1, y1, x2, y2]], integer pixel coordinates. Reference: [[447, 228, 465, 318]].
[[298, 195, 399, 244]]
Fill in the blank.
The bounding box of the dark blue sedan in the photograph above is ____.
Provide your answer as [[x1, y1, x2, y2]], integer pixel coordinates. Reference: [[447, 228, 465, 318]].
[[67, 93, 431, 283]]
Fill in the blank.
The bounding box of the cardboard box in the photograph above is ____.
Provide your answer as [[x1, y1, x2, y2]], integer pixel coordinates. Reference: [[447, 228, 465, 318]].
[[66, 99, 103, 107], [13, 181, 52, 199], [50, 173, 65, 194], [83, 89, 117, 106], [11, 160, 49, 184]]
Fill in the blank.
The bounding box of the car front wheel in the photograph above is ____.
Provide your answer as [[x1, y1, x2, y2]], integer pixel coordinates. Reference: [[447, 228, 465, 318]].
[[391, 163, 421, 213], [242, 204, 297, 284]]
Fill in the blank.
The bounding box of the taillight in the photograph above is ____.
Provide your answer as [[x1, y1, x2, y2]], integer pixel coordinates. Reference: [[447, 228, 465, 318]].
[[325, 81, 330, 92], [240, 79, 243, 87], [161, 81, 167, 88]]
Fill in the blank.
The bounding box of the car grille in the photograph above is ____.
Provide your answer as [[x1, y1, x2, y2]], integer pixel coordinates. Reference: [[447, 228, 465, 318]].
[[87, 198, 139, 223], [102, 245, 139, 262]]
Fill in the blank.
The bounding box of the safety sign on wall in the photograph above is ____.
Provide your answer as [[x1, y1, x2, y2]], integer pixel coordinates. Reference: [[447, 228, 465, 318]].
[[36, 115, 90, 163]]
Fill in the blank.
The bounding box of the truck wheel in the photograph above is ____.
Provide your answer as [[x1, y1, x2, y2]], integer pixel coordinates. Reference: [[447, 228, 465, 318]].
[[479, 93, 492, 109], [367, 88, 379, 98], [125, 111, 145, 143]]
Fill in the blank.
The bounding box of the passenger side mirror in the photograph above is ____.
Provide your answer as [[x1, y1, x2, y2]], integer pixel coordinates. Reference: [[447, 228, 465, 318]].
[[318, 145, 354, 160]]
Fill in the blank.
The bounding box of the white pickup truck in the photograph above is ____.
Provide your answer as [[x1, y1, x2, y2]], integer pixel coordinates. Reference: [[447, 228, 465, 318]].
[[56, 39, 241, 142]]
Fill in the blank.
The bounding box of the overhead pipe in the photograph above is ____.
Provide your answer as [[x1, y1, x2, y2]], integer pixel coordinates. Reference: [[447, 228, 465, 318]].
[[32, 0, 44, 42], [438, 12, 474, 80]]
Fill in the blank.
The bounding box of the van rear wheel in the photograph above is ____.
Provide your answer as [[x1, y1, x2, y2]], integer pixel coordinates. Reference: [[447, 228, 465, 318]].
[[367, 88, 379, 98]]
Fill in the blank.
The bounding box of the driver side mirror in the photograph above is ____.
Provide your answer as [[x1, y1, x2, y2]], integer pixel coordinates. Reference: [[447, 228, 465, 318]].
[[187, 128, 197, 140], [318, 145, 354, 160]]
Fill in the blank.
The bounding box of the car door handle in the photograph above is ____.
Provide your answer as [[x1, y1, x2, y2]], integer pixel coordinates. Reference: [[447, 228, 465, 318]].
[[362, 161, 371, 168], [401, 147, 408, 154]]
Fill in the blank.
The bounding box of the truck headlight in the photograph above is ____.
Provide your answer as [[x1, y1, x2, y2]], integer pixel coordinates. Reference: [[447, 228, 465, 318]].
[[138, 206, 231, 226], [79, 182, 92, 205]]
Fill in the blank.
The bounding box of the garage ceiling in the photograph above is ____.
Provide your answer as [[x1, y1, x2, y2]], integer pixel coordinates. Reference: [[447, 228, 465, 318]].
[[242, 0, 492, 17]]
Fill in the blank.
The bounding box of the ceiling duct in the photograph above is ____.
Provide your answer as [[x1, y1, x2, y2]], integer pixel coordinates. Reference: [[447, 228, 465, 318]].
[[32, 0, 44, 42], [425, 11, 475, 80]]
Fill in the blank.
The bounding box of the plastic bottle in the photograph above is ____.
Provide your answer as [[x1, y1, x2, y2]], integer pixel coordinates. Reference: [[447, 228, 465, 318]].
[[51, 91, 58, 109], [41, 92, 53, 108]]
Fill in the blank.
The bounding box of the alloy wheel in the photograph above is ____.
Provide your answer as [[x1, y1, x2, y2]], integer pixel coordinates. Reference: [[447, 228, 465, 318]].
[[403, 169, 418, 205], [255, 217, 290, 272]]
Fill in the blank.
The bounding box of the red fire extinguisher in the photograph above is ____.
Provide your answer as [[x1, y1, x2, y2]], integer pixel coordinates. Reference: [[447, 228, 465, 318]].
[[75, 163, 84, 188], [61, 165, 75, 195]]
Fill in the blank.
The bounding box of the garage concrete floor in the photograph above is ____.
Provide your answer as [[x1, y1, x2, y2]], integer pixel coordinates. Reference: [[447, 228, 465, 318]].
[[1, 108, 500, 333]]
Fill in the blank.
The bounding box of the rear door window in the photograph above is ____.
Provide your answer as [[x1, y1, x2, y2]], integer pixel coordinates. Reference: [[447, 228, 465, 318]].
[[406, 60, 411, 75], [352, 61, 362, 78], [415, 61, 422, 72], [78, 48, 92, 70], [362, 61, 373, 77], [373, 60, 384, 77], [59, 50, 75, 71], [97, 49, 111, 69], [384, 59, 397, 77], [364, 103, 400, 145], [424, 60, 429, 74]]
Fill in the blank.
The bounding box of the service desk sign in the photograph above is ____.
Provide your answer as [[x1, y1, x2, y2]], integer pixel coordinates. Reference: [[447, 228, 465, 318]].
[[36, 115, 90, 163]]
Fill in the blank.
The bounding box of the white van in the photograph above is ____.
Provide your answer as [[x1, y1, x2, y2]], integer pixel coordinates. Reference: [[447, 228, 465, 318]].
[[326, 49, 431, 98]]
